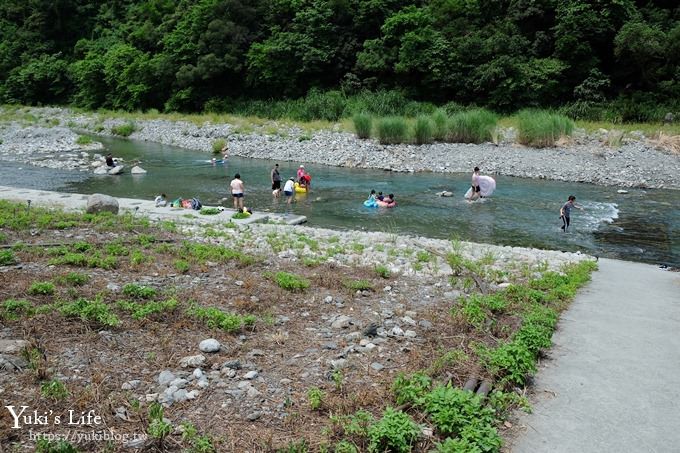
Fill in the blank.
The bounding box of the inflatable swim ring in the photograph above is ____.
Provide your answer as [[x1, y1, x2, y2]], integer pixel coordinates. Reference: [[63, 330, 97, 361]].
[[376, 200, 397, 208], [464, 175, 496, 200], [294, 182, 308, 193], [363, 199, 378, 208]]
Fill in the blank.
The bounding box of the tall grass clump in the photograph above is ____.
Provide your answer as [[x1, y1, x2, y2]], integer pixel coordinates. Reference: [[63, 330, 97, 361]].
[[353, 113, 373, 139], [432, 109, 448, 141], [111, 122, 136, 137], [414, 116, 434, 144], [377, 117, 409, 144], [447, 109, 498, 143], [517, 109, 575, 147], [212, 138, 226, 153]]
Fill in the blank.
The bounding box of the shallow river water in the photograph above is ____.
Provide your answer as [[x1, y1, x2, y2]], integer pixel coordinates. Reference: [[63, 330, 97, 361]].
[[1, 136, 678, 266]]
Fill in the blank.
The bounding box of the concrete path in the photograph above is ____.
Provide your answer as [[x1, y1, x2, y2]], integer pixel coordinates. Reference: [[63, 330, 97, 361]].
[[0, 185, 307, 226], [511, 258, 680, 452]]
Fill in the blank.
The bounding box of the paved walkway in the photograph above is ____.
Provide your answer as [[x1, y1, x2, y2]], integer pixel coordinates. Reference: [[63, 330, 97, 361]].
[[511, 258, 680, 452], [0, 185, 307, 226]]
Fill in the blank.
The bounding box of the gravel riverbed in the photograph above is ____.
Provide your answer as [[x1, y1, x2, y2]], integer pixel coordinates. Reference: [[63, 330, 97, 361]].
[[1, 106, 679, 189]]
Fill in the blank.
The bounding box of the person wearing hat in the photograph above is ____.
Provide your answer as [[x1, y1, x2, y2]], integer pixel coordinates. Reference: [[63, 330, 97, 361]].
[[283, 177, 295, 204], [297, 164, 306, 182]]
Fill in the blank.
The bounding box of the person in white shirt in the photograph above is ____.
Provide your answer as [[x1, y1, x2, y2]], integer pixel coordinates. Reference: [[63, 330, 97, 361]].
[[230, 173, 244, 210], [283, 177, 295, 204]]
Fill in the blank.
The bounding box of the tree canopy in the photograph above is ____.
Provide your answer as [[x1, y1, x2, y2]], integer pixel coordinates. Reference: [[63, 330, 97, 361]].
[[0, 0, 677, 118]]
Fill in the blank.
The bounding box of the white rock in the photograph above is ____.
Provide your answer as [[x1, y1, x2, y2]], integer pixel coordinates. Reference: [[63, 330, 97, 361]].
[[131, 165, 147, 174], [93, 166, 108, 174], [391, 326, 404, 336], [108, 165, 124, 175], [192, 368, 203, 379], [199, 339, 221, 353], [157, 370, 176, 386], [86, 193, 119, 214], [331, 315, 352, 329], [180, 354, 206, 368], [243, 371, 259, 380], [404, 330, 417, 338]]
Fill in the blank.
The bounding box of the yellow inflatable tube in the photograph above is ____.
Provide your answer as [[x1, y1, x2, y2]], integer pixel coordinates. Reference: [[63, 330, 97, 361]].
[[294, 182, 308, 193]]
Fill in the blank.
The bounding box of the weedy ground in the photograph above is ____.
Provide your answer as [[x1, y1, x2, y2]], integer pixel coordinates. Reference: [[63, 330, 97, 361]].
[[0, 200, 595, 452]]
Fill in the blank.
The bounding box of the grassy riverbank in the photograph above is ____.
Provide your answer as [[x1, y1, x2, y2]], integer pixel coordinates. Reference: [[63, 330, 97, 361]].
[[0, 199, 596, 452]]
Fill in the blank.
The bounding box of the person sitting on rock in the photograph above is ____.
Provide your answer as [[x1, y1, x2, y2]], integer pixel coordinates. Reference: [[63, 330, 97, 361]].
[[154, 193, 167, 207], [105, 153, 115, 167]]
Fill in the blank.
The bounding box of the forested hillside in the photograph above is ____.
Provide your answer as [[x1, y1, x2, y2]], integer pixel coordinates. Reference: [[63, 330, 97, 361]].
[[0, 0, 678, 120]]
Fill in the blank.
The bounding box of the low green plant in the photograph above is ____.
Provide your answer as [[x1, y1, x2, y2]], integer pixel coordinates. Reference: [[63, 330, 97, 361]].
[[40, 378, 69, 400], [334, 440, 358, 453], [488, 390, 532, 418], [447, 109, 498, 143], [374, 265, 391, 279], [482, 341, 536, 386], [181, 422, 216, 453], [414, 115, 434, 144], [392, 372, 432, 406], [274, 271, 310, 292], [308, 386, 325, 410], [332, 369, 344, 392], [200, 207, 222, 215], [376, 116, 409, 144], [0, 249, 16, 265], [122, 283, 157, 300], [60, 272, 90, 286], [105, 242, 129, 256], [111, 122, 136, 137], [187, 303, 254, 332], [343, 279, 373, 292], [353, 112, 373, 139], [428, 349, 469, 376], [232, 212, 250, 220], [130, 249, 151, 266], [59, 297, 120, 327], [75, 135, 93, 145], [1, 299, 34, 320], [423, 385, 498, 439], [118, 298, 178, 320], [416, 250, 432, 262], [517, 109, 574, 147], [174, 259, 190, 273], [28, 281, 55, 295], [35, 438, 79, 453], [367, 407, 420, 453], [137, 234, 157, 247], [147, 402, 172, 442]]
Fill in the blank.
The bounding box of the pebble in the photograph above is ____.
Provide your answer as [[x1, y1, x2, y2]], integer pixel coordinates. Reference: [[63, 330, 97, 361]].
[[246, 411, 262, 421], [158, 370, 176, 386], [331, 315, 353, 329], [391, 326, 405, 336], [121, 380, 141, 390], [199, 339, 221, 353], [222, 360, 242, 370], [243, 371, 259, 380], [370, 362, 385, 371]]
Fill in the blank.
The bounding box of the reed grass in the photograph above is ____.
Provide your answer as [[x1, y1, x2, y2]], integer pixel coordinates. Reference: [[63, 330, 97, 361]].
[[447, 109, 498, 143], [353, 113, 373, 139], [517, 110, 574, 147], [377, 117, 409, 144], [414, 116, 433, 144]]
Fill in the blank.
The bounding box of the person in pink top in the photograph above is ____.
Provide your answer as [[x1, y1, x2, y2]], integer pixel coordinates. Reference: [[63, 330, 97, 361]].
[[297, 165, 306, 182]]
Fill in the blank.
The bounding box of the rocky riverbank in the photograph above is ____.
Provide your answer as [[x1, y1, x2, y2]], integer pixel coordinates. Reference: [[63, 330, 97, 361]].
[[1, 106, 679, 189]]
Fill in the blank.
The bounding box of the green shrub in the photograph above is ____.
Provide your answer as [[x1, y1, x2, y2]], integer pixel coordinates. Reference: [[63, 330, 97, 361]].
[[432, 109, 448, 141], [0, 249, 16, 265], [232, 212, 250, 220], [147, 402, 172, 441], [111, 122, 136, 137], [28, 281, 55, 295], [367, 407, 420, 453], [212, 139, 226, 154], [40, 378, 69, 400], [413, 116, 434, 144], [353, 112, 373, 139], [105, 243, 129, 256], [334, 440, 358, 453], [376, 117, 409, 144], [375, 265, 390, 279], [1, 299, 34, 320], [59, 297, 120, 327], [200, 207, 221, 215], [517, 109, 574, 147], [122, 283, 157, 299], [447, 109, 498, 143], [75, 135, 93, 145], [275, 272, 310, 292], [392, 372, 432, 406], [308, 386, 325, 410]]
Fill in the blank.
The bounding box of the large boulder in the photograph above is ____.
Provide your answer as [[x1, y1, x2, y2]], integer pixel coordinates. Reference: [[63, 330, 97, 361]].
[[86, 194, 119, 214], [108, 165, 124, 175], [93, 166, 108, 175], [131, 165, 147, 174]]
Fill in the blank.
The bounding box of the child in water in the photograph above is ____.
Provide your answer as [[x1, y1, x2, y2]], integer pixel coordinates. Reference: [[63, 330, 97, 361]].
[[367, 190, 376, 203], [560, 195, 582, 232], [377, 192, 384, 201]]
